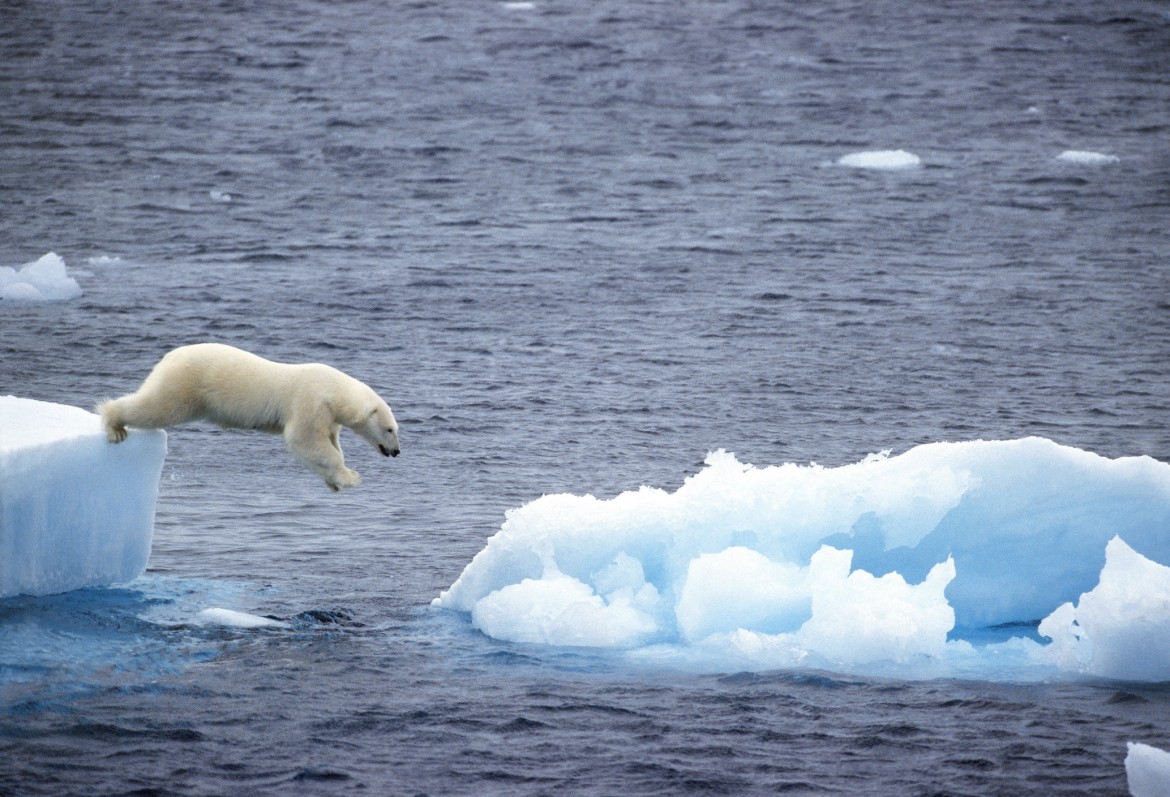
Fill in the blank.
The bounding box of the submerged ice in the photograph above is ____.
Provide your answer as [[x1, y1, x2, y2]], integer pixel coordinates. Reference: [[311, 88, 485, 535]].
[[0, 397, 166, 597], [436, 438, 1170, 679]]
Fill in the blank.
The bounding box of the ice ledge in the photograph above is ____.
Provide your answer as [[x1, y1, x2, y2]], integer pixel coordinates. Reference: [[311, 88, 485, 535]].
[[0, 396, 167, 598]]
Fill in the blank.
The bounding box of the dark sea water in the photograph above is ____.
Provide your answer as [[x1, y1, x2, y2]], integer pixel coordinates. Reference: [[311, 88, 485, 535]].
[[3, 1, 1170, 794]]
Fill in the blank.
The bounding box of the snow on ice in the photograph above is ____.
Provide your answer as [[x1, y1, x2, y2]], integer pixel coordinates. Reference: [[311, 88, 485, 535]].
[[435, 438, 1170, 680], [0, 253, 82, 302], [0, 397, 166, 597]]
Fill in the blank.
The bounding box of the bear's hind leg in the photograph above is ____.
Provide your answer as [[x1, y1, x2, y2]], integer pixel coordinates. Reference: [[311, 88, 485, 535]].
[[98, 389, 200, 442], [97, 397, 129, 443]]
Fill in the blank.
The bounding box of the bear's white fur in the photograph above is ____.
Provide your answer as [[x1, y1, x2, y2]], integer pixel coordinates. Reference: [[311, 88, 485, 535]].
[[99, 343, 399, 491]]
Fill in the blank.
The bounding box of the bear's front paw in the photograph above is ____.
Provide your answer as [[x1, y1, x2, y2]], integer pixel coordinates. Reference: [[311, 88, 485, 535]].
[[106, 425, 128, 443], [326, 468, 361, 492]]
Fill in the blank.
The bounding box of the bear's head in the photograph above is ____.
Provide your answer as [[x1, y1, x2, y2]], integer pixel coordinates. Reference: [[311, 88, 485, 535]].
[[354, 396, 400, 459]]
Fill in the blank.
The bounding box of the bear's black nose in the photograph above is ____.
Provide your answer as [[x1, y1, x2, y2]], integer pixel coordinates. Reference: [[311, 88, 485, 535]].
[[391, 448, 400, 457]]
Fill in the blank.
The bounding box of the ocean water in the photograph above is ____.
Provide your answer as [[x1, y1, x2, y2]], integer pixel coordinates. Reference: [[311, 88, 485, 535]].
[[3, 0, 1170, 794]]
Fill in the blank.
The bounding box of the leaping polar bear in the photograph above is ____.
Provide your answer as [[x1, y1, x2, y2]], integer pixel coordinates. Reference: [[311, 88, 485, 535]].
[[99, 343, 399, 492]]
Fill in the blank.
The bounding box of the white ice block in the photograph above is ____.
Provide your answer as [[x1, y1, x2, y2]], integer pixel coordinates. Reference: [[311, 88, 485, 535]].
[[0, 396, 166, 597], [1127, 742, 1170, 797]]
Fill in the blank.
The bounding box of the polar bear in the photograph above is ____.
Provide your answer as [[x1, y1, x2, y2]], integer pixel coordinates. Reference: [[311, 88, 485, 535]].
[[98, 343, 400, 492]]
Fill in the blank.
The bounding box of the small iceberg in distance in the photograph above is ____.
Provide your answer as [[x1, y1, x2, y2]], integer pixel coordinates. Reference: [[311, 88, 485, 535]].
[[0, 252, 83, 302], [1057, 150, 1119, 165], [837, 149, 921, 170]]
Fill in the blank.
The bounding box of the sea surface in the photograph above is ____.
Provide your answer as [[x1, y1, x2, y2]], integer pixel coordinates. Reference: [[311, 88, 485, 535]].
[[3, 0, 1170, 794]]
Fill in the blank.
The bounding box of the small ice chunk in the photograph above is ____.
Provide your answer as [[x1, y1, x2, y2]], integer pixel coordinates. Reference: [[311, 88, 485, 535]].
[[1057, 150, 1119, 165], [209, 190, 233, 203], [838, 150, 921, 170], [1126, 742, 1170, 797], [195, 608, 289, 629], [0, 252, 82, 302]]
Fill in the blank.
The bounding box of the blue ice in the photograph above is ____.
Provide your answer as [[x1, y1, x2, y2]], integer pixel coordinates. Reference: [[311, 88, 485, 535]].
[[436, 438, 1170, 681]]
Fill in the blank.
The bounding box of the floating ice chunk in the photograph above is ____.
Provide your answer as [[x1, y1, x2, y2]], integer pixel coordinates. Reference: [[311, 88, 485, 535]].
[[195, 608, 289, 629], [209, 190, 233, 203], [838, 150, 921, 170], [1038, 537, 1170, 681], [1127, 742, 1170, 797], [501, 1, 536, 9], [436, 438, 1170, 678], [0, 252, 82, 302], [0, 397, 166, 598], [85, 255, 123, 266], [1057, 150, 1119, 164]]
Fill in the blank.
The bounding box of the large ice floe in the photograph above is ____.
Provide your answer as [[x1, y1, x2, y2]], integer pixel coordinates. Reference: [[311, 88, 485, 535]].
[[436, 438, 1170, 680], [0, 397, 166, 597], [0, 252, 82, 302]]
